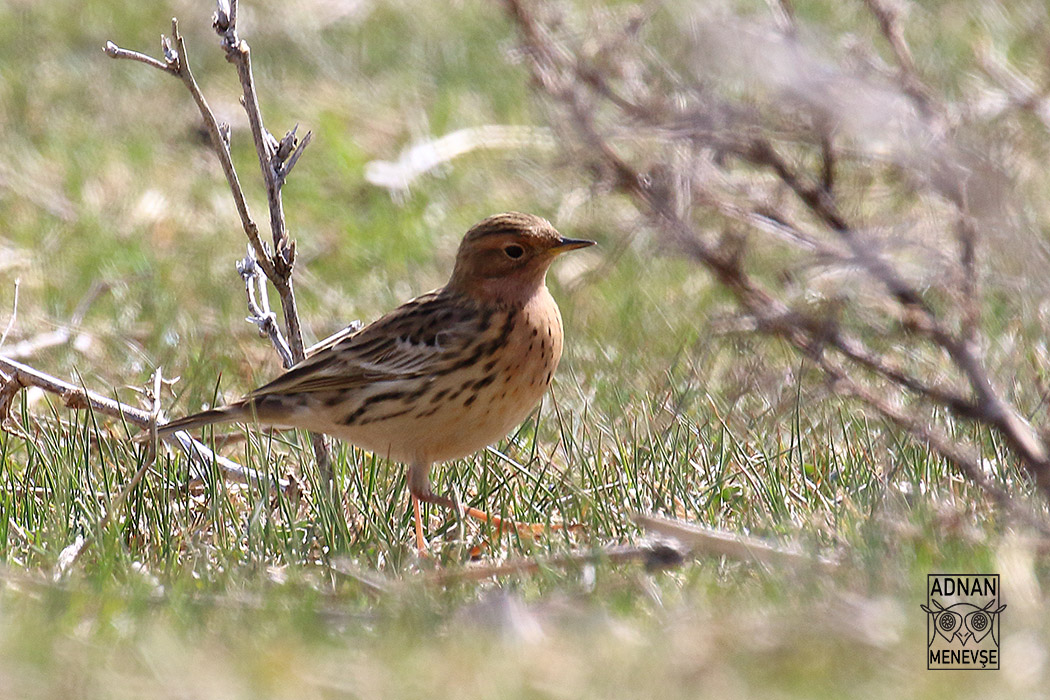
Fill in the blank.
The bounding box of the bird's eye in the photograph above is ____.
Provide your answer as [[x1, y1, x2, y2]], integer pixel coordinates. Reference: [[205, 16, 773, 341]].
[[503, 244, 525, 259]]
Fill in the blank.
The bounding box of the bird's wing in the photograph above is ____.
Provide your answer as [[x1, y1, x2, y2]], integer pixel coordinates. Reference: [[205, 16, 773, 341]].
[[247, 290, 485, 397]]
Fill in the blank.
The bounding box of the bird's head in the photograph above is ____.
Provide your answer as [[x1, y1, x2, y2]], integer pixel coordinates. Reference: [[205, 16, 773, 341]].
[[447, 212, 595, 305]]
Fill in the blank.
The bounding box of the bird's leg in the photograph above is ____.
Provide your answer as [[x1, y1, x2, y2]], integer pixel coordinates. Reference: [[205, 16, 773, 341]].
[[408, 462, 458, 509], [407, 462, 457, 552], [411, 495, 425, 553], [407, 463, 575, 544]]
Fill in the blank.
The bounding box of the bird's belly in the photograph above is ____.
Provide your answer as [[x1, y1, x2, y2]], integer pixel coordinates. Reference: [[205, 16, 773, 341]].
[[328, 365, 551, 464], [323, 302, 562, 465]]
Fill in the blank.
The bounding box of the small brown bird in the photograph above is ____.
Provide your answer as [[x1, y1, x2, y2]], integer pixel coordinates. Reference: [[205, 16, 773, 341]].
[[158, 212, 594, 548]]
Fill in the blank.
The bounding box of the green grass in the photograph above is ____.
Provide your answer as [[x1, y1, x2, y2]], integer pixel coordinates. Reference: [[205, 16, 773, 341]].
[[1, 0, 1049, 697]]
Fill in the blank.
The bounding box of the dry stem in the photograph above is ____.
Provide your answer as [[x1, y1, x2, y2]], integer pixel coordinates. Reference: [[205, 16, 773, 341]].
[[105, 2, 333, 481], [0, 354, 283, 490]]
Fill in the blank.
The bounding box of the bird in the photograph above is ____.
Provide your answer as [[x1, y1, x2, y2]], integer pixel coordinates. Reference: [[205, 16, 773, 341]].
[[157, 212, 595, 550]]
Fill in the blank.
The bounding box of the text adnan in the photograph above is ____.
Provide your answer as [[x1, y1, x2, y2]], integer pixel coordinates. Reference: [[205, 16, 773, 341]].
[[930, 576, 997, 597]]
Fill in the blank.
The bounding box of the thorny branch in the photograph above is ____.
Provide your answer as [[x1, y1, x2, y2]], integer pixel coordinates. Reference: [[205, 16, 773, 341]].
[[106, 1, 333, 481], [504, 0, 1050, 511]]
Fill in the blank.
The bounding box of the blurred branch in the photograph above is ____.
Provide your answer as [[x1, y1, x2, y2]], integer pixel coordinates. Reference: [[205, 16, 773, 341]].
[[955, 211, 978, 341], [0, 280, 108, 360], [504, 0, 1050, 511], [634, 513, 839, 572], [105, 2, 333, 481], [425, 539, 687, 585], [976, 42, 1050, 132], [426, 514, 839, 586], [765, 0, 797, 36], [0, 278, 18, 350], [104, 28, 274, 283], [859, 0, 937, 119]]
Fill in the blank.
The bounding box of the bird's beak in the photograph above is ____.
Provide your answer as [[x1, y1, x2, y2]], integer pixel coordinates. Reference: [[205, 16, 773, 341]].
[[551, 237, 596, 254]]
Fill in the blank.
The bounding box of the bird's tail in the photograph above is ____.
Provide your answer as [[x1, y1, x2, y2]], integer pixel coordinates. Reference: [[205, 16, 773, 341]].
[[156, 404, 249, 436]]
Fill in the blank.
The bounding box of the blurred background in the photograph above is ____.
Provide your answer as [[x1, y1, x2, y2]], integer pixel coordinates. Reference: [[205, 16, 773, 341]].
[[2, 0, 1050, 697]]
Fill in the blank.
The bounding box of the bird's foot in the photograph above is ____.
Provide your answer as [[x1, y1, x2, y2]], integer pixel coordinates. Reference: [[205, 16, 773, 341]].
[[460, 505, 582, 537], [411, 487, 581, 553]]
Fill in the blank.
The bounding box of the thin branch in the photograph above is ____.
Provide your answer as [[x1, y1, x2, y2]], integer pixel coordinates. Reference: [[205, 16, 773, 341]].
[[0, 354, 283, 490], [0, 354, 151, 425], [218, 7, 293, 273], [859, 0, 937, 119], [634, 513, 839, 572], [815, 354, 1050, 535], [0, 278, 19, 350], [273, 124, 313, 187], [238, 250, 293, 368], [956, 211, 979, 342], [208, 0, 331, 478], [424, 540, 687, 584], [103, 41, 177, 75], [975, 41, 1050, 133], [738, 139, 1050, 490], [819, 129, 835, 194], [505, 0, 1050, 507], [107, 5, 333, 478], [104, 24, 276, 283]]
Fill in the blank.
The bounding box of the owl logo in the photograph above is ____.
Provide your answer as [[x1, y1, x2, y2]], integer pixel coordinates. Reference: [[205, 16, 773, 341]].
[[923, 574, 1004, 669], [921, 598, 1006, 647]]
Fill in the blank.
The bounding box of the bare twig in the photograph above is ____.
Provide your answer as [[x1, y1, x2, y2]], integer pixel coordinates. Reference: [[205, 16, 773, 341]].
[[859, 0, 937, 119], [956, 211, 979, 342], [216, 2, 297, 283], [273, 124, 313, 187], [634, 513, 839, 572], [208, 0, 330, 478], [425, 540, 687, 584], [106, 3, 333, 479], [238, 250, 293, 368], [106, 23, 275, 282], [103, 41, 177, 75], [819, 130, 835, 194], [0, 354, 282, 490], [0, 354, 151, 425]]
